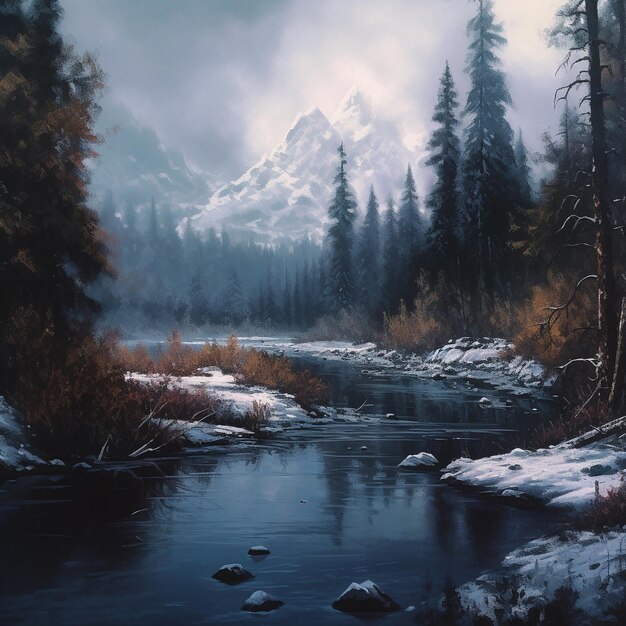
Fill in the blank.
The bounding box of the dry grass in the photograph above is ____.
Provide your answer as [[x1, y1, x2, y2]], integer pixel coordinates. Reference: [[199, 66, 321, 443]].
[[383, 299, 445, 352], [532, 383, 608, 448], [576, 482, 626, 532], [117, 331, 327, 409]]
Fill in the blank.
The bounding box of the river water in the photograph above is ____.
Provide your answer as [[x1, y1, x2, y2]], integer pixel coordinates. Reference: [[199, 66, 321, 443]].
[[0, 345, 558, 625]]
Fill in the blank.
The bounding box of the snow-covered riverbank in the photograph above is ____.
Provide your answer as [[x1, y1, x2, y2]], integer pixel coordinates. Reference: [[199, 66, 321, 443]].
[[0, 397, 49, 474], [441, 438, 626, 508], [454, 529, 626, 623], [437, 418, 626, 622], [229, 336, 554, 397]]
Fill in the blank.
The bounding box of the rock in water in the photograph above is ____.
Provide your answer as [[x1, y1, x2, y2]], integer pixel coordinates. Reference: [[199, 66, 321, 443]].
[[332, 579, 401, 613], [398, 452, 439, 470], [248, 545, 270, 556], [212, 563, 254, 585], [241, 590, 284, 612]]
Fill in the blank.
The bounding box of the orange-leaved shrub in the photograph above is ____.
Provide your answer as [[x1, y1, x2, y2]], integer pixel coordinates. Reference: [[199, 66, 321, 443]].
[[383, 299, 445, 352], [513, 271, 596, 368]]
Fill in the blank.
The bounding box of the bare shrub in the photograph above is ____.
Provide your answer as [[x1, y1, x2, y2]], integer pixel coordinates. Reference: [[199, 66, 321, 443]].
[[576, 482, 626, 532], [243, 401, 271, 431]]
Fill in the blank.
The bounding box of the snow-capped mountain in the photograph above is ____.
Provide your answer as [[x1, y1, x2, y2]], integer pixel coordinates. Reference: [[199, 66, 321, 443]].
[[88, 102, 215, 218], [187, 87, 416, 244]]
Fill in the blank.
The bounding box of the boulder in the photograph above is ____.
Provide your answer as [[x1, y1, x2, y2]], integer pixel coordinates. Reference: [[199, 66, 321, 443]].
[[241, 590, 283, 612], [332, 579, 400, 613], [398, 453, 439, 470], [212, 563, 254, 585], [248, 545, 270, 556]]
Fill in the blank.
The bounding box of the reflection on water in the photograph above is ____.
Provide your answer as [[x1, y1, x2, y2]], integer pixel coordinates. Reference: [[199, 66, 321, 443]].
[[1, 428, 558, 625]]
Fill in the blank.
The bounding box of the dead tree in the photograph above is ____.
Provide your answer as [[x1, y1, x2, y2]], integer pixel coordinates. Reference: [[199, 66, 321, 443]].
[[551, 0, 623, 414]]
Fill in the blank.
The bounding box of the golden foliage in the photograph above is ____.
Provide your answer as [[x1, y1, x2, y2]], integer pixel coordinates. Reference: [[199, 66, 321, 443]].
[[513, 271, 596, 367]]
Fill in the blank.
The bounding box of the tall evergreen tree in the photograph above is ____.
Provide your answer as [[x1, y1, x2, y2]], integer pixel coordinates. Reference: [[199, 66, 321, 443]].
[[0, 0, 108, 392], [282, 270, 293, 327], [327, 143, 357, 310], [514, 130, 533, 208], [461, 0, 519, 296], [382, 198, 400, 313], [356, 186, 381, 316], [293, 265, 303, 328], [425, 61, 461, 279], [397, 165, 423, 304]]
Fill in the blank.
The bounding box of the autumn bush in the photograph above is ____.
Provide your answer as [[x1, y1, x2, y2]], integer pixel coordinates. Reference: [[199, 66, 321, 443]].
[[513, 271, 597, 368], [14, 333, 173, 459]]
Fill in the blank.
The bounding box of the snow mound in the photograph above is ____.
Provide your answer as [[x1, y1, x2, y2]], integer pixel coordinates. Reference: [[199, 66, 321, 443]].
[[0, 396, 46, 474], [241, 590, 284, 612], [398, 452, 439, 470], [442, 441, 626, 508], [332, 579, 401, 613], [458, 530, 626, 623], [128, 369, 311, 423]]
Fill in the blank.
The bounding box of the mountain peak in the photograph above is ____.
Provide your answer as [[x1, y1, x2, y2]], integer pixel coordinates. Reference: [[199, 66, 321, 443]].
[[281, 106, 333, 148], [331, 85, 373, 127]]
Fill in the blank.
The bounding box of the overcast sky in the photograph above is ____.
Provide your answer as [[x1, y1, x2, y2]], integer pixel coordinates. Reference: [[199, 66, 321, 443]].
[[60, 0, 568, 185]]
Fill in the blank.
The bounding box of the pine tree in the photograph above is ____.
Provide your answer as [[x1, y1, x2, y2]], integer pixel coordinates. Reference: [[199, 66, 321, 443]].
[[425, 62, 461, 279], [0, 0, 108, 392], [382, 198, 400, 313], [514, 130, 533, 208], [225, 268, 248, 324], [265, 269, 279, 325], [293, 266, 303, 328], [461, 0, 519, 297], [327, 142, 357, 310], [397, 165, 423, 304], [282, 269, 293, 327], [356, 186, 381, 316]]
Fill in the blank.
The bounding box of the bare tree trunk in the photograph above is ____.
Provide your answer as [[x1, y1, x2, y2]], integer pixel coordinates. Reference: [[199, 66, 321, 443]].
[[609, 297, 626, 412], [587, 0, 619, 393]]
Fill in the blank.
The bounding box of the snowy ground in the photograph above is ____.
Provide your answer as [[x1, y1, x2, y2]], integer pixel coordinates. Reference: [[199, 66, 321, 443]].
[[128, 369, 320, 446], [455, 529, 626, 623], [0, 396, 48, 474], [441, 438, 626, 508]]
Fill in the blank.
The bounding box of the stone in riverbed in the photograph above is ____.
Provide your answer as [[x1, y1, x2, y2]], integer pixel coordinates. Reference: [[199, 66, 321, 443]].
[[398, 452, 439, 470], [241, 590, 284, 612], [332, 579, 401, 613], [248, 545, 270, 556], [212, 563, 254, 585]]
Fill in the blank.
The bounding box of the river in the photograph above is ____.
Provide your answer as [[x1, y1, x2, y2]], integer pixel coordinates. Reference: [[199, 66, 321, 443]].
[[0, 343, 558, 625]]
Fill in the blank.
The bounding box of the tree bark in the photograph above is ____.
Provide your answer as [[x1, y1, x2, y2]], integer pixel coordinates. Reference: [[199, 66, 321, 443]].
[[609, 297, 626, 412], [587, 0, 619, 393]]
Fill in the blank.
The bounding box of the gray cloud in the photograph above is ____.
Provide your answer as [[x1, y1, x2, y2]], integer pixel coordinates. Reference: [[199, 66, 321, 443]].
[[60, 0, 568, 190]]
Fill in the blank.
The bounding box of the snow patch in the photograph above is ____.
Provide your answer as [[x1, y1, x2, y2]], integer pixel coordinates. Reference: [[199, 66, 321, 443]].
[[442, 440, 626, 508], [0, 396, 46, 474], [457, 530, 626, 623]]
